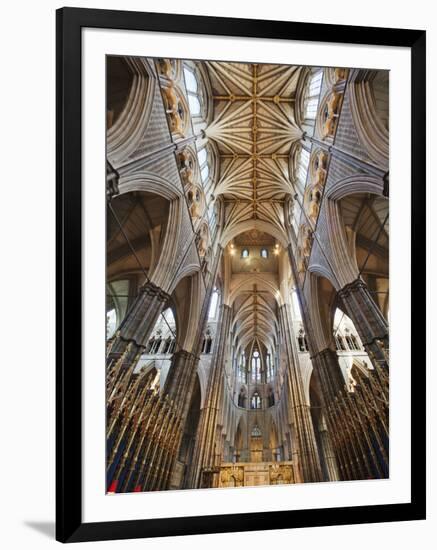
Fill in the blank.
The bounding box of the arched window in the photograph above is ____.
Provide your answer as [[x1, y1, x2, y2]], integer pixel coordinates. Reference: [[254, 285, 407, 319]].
[[106, 279, 130, 339], [197, 147, 207, 166], [291, 147, 311, 235], [251, 351, 261, 382], [201, 163, 210, 183], [334, 334, 347, 351], [260, 248, 268, 258], [152, 337, 162, 354], [168, 339, 176, 354], [146, 336, 155, 354], [238, 351, 246, 382], [251, 392, 261, 409], [266, 353, 275, 381], [106, 308, 117, 339], [183, 66, 201, 116], [304, 70, 323, 120], [146, 307, 177, 354], [162, 336, 172, 354], [350, 334, 361, 350], [208, 288, 219, 319], [241, 248, 249, 258], [333, 308, 364, 354], [197, 146, 210, 189], [207, 198, 217, 236], [344, 332, 360, 351], [297, 147, 310, 190]]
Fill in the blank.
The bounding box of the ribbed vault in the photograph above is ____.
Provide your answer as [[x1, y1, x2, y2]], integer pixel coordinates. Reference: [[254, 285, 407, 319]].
[[204, 62, 303, 244]]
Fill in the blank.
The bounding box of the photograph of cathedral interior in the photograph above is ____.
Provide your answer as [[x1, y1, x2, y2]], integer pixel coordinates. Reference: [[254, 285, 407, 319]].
[[105, 56, 389, 494]]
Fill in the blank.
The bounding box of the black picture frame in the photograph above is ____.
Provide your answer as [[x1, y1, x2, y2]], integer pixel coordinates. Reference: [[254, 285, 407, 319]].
[[56, 6, 426, 543]]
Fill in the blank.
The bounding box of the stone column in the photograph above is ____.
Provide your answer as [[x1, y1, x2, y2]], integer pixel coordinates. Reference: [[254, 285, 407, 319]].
[[311, 348, 345, 403], [311, 346, 385, 481], [186, 303, 232, 488], [162, 245, 224, 489], [286, 244, 341, 482], [107, 280, 170, 360], [310, 347, 355, 479], [279, 304, 324, 483], [163, 349, 199, 419], [338, 278, 389, 367], [136, 349, 199, 492], [286, 244, 318, 356], [319, 421, 340, 481], [106, 281, 170, 410]]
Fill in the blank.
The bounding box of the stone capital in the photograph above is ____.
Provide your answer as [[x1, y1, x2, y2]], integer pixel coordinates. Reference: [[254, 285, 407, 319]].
[[338, 277, 366, 299], [140, 280, 171, 303]]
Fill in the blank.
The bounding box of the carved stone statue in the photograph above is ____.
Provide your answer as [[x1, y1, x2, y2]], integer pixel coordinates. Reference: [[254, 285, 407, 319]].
[[322, 92, 341, 138]]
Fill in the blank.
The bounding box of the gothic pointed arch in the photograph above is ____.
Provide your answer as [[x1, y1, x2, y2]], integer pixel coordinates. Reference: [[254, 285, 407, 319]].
[[107, 57, 156, 167]]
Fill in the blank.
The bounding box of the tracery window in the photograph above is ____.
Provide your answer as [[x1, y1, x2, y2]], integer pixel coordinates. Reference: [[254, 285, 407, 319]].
[[241, 248, 249, 258], [162, 336, 172, 354], [297, 148, 310, 190], [333, 309, 363, 353], [345, 333, 360, 351], [145, 336, 155, 353], [197, 146, 207, 166], [304, 70, 323, 121], [197, 147, 210, 186], [168, 339, 176, 354], [251, 351, 261, 382], [146, 307, 177, 355], [238, 351, 247, 382], [291, 147, 311, 234], [183, 66, 201, 116], [260, 248, 268, 258], [334, 334, 347, 351], [207, 198, 216, 236], [266, 353, 274, 381], [106, 279, 130, 339], [106, 308, 117, 339], [208, 288, 219, 319], [151, 337, 162, 354], [350, 334, 361, 350]]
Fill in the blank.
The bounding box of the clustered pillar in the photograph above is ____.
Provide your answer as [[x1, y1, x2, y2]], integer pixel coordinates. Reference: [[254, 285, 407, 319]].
[[338, 278, 389, 368], [279, 303, 324, 483], [107, 280, 170, 367], [106, 246, 223, 493], [186, 303, 232, 488], [311, 345, 389, 480], [287, 242, 389, 481]]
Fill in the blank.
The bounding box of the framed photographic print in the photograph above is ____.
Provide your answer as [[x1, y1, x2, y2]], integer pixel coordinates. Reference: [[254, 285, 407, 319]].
[[56, 7, 426, 543]]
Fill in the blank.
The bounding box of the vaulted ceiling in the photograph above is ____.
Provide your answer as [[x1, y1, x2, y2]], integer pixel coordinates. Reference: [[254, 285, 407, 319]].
[[203, 62, 303, 246], [202, 62, 304, 357]]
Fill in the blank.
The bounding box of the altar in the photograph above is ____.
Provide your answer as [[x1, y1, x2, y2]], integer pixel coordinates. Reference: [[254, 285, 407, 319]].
[[217, 461, 300, 488]]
